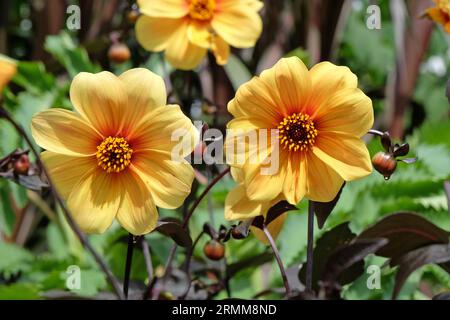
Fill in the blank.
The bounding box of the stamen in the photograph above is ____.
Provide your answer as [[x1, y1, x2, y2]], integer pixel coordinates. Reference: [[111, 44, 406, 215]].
[[188, 0, 215, 21], [96, 136, 133, 173], [278, 113, 318, 152]]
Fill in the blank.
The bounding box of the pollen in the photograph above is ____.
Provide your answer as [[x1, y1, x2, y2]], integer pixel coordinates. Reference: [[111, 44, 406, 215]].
[[278, 113, 318, 152], [188, 0, 215, 21], [96, 136, 133, 173]]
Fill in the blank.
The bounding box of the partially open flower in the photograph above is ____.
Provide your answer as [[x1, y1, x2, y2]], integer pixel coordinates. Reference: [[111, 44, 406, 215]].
[[135, 0, 263, 70], [425, 0, 450, 34], [225, 57, 373, 215], [31, 68, 198, 235], [0, 55, 17, 93]]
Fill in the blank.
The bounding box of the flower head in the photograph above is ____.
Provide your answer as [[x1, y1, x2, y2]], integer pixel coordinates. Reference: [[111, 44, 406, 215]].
[[135, 0, 263, 70], [224, 57, 373, 220], [31, 68, 198, 235], [426, 0, 450, 33], [0, 55, 17, 93]]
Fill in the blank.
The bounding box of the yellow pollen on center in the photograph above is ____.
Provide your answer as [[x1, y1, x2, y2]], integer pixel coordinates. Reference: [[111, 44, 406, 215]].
[[278, 113, 318, 152], [189, 0, 215, 21], [96, 136, 133, 173]]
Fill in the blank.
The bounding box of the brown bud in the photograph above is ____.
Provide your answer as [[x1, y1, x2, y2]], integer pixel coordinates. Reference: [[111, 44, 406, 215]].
[[203, 240, 225, 261], [372, 152, 397, 180], [108, 43, 131, 64], [127, 10, 139, 23], [13, 154, 30, 175], [231, 226, 247, 240]]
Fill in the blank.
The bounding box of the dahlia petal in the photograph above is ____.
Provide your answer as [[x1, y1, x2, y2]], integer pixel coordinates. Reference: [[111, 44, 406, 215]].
[[308, 62, 357, 114], [165, 20, 207, 70], [315, 88, 374, 137], [212, 35, 230, 65], [306, 152, 344, 202], [119, 68, 167, 134], [0, 56, 16, 92], [41, 151, 96, 198], [212, 2, 262, 48], [67, 168, 121, 234], [116, 170, 158, 235], [31, 109, 100, 156], [131, 150, 194, 209], [70, 71, 128, 136], [137, 0, 188, 18], [274, 57, 311, 114], [426, 7, 448, 25], [187, 21, 212, 49], [130, 105, 199, 157], [313, 132, 372, 181], [224, 184, 271, 220], [282, 152, 307, 205], [136, 16, 186, 52]]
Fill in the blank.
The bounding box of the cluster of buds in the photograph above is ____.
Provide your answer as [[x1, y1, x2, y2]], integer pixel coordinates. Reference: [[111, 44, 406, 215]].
[[371, 131, 417, 180]]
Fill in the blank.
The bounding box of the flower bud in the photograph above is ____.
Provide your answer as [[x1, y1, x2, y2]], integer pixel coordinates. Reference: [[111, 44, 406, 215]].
[[108, 43, 131, 64], [127, 10, 139, 23], [13, 154, 30, 175], [203, 240, 225, 261], [372, 152, 397, 180]]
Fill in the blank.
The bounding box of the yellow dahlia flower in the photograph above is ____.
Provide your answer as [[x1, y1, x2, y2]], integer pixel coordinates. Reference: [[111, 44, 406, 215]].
[[426, 0, 450, 34], [135, 0, 263, 70], [0, 55, 17, 93], [225, 57, 373, 219], [31, 68, 198, 235]]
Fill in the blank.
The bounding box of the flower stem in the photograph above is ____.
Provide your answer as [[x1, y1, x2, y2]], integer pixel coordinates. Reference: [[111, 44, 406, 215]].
[[0, 106, 125, 300], [306, 201, 315, 292], [180, 231, 205, 299], [162, 167, 230, 283], [262, 224, 291, 296], [123, 233, 136, 299], [141, 237, 153, 284]]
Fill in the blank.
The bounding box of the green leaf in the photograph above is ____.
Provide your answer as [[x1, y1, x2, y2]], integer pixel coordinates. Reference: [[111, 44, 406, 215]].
[[223, 54, 252, 91], [0, 242, 34, 276], [0, 283, 40, 300], [44, 31, 100, 78], [12, 61, 55, 94]]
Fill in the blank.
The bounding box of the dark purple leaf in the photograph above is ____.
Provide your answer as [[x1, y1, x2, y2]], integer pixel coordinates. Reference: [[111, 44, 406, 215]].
[[391, 243, 450, 299], [298, 222, 356, 291], [313, 183, 345, 229], [433, 292, 450, 300], [358, 212, 450, 258], [156, 218, 192, 247], [251, 200, 297, 229], [322, 238, 388, 285], [393, 143, 410, 157], [446, 77, 450, 103], [226, 252, 273, 279]]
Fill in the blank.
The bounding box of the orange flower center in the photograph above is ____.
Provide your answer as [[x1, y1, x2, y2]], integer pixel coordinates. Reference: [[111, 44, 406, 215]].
[[278, 113, 318, 152], [96, 136, 133, 173], [188, 0, 215, 21], [437, 0, 450, 15]]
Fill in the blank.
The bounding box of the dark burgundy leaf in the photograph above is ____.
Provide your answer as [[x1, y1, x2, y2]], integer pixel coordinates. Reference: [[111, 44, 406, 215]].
[[264, 201, 297, 226], [313, 183, 345, 229], [321, 238, 388, 285], [393, 143, 410, 157], [433, 292, 450, 300], [251, 201, 297, 230], [358, 212, 450, 258], [156, 218, 192, 247], [391, 243, 450, 299], [298, 222, 356, 291]]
